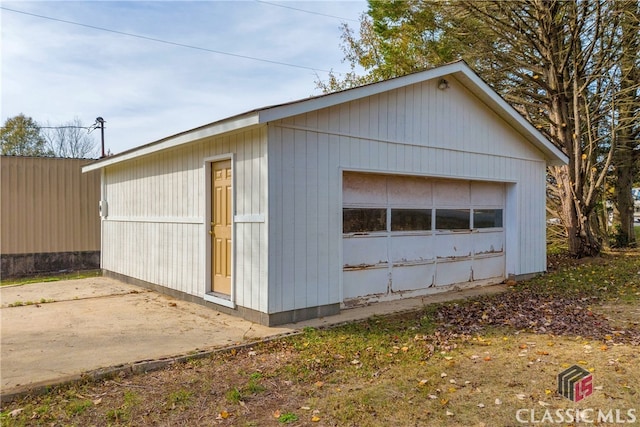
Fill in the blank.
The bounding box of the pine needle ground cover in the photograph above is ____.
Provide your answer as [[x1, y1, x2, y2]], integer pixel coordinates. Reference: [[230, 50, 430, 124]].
[[2, 252, 639, 426]]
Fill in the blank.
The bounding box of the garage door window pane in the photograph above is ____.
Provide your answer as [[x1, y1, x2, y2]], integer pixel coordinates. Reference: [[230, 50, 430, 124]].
[[391, 209, 432, 231], [435, 209, 470, 230], [474, 209, 503, 228], [343, 208, 387, 233]]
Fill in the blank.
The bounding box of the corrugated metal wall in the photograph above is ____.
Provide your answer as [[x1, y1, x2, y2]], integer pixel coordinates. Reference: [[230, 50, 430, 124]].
[[1, 156, 101, 255], [267, 76, 547, 313]]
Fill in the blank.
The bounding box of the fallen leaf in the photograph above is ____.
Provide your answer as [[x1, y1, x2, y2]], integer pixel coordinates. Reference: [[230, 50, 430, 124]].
[[484, 356, 492, 361], [301, 406, 311, 411], [219, 411, 230, 419], [446, 410, 454, 416], [495, 398, 502, 405], [441, 372, 448, 378], [311, 416, 321, 422], [477, 403, 485, 408], [315, 381, 324, 388], [516, 394, 526, 400], [93, 398, 102, 405], [418, 379, 429, 386], [273, 410, 281, 418], [428, 394, 438, 399], [402, 346, 409, 352], [9, 409, 23, 417]]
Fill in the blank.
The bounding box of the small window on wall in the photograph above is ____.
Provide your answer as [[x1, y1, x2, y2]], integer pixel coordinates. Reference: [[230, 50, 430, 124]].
[[473, 209, 503, 228], [435, 209, 470, 230], [343, 208, 387, 233], [391, 209, 432, 231]]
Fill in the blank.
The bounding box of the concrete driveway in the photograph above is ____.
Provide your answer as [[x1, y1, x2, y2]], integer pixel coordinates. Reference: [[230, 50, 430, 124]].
[[0, 277, 295, 398], [1, 275, 506, 401]]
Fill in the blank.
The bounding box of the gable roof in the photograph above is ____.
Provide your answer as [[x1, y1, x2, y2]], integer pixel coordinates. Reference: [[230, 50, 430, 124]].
[[83, 61, 568, 172]]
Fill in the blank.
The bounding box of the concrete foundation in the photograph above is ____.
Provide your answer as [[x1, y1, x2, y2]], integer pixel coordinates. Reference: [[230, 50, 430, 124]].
[[1, 251, 100, 278]]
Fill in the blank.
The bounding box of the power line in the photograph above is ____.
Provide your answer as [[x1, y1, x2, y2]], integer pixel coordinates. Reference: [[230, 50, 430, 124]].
[[0, 6, 336, 74], [254, 0, 359, 22]]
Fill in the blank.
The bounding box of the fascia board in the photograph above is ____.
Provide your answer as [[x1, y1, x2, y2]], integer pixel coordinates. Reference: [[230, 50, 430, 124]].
[[82, 113, 260, 173]]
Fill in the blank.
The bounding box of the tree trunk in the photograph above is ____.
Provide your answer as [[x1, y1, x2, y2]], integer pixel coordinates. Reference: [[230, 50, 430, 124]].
[[553, 165, 602, 257], [613, 152, 636, 247], [610, 0, 639, 247]]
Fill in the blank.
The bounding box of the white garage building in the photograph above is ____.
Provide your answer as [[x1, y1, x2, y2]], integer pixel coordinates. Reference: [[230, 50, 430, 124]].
[[84, 61, 567, 325]]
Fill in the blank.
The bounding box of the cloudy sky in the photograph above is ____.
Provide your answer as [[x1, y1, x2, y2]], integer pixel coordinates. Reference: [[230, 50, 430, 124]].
[[1, 1, 367, 155]]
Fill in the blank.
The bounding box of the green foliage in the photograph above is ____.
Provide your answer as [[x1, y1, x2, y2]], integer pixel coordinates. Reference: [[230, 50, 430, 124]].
[[1, 269, 101, 287], [65, 399, 92, 416], [167, 389, 193, 407], [277, 412, 299, 423], [105, 390, 139, 422], [225, 387, 243, 404], [0, 114, 51, 156], [225, 372, 267, 403]]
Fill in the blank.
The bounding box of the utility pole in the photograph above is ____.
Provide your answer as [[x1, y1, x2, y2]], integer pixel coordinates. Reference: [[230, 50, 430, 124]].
[[95, 117, 105, 158]]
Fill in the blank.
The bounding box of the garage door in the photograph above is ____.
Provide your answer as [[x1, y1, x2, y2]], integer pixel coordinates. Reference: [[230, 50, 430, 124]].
[[342, 172, 505, 302]]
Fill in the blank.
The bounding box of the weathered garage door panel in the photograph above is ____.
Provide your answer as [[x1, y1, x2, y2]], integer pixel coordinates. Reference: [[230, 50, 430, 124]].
[[435, 233, 472, 259], [342, 172, 505, 303], [390, 234, 435, 264], [343, 236, 388, 267], [391, 263, 436, 291], [343, 267, 388, 299], [435, 259, 473, 286]]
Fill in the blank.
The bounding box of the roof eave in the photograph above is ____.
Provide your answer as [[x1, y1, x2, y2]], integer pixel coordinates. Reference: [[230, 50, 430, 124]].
[[82, 112, 261, 173]]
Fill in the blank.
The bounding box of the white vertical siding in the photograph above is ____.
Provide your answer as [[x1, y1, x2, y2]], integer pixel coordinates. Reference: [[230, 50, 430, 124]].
[[268, 77, 548, 313], [102, 127, 268, 313]]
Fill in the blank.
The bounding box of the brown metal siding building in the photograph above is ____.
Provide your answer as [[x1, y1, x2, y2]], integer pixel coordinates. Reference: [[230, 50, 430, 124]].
[[1, 156, 101, 277]]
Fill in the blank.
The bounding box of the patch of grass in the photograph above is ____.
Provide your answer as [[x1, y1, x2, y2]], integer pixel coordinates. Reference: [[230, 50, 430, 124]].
[[225, 387, 243, 404], [7, 298, 55, 307], [525, 252, 640, 302], [225, 372, 267, 404], [167, 389, 193, 408], [65, 399, 93, 416], [104, 389, 139, 423], [0, 269, 101, 287], [277, 412, 299, 423]]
